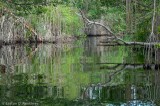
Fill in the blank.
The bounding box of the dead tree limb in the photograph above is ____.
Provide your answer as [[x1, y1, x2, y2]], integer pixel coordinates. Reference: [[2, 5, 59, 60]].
[[97, 41, 160, 46], [78, 10, 127, 44]]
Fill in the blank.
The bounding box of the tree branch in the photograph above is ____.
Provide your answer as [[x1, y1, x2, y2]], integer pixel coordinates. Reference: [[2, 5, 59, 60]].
[[78, 10, 127, 44], [97, 41, 160, 46]]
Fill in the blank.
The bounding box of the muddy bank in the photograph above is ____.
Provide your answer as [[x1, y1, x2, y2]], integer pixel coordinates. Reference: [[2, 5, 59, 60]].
[[0, 35, 80, 46]]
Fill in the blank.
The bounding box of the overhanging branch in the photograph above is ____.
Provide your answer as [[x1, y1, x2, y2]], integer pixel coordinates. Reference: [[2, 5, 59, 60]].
[[78, 10, 127, 44]]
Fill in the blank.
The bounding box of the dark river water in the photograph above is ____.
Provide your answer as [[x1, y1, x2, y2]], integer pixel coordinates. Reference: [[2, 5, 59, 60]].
[[0, 37, 160, 106]]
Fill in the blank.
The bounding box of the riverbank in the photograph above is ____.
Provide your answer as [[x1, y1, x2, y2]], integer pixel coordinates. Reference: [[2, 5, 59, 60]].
[[0, 35, 81, 46]]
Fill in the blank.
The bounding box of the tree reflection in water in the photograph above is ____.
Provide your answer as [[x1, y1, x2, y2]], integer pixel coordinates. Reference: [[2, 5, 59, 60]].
[[0, 39, 160, 105]]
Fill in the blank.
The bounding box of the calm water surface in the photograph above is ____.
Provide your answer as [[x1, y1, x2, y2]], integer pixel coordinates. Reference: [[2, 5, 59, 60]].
[[0, 37, 160, 106]]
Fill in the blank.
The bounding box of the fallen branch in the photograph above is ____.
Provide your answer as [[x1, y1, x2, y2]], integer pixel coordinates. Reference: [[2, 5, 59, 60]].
[[97, 42, 160, 46], [98, 62, 160, 70]]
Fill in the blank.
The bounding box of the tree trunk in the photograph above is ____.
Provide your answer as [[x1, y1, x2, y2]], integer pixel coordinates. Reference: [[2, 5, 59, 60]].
[[126, 0, 132, 33]]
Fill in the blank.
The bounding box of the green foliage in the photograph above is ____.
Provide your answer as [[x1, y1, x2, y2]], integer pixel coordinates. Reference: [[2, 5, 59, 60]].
[[104, 7, 126, 34], [101, 0, 124, 7], [21, 4, 83, 37], [134, 18, 151, 41], [158, 26, 160, 34], [74, 0, 102, 19], [1, 0, 64, 16], [59, 5, 83, 35], [155, 43, 160, 48]]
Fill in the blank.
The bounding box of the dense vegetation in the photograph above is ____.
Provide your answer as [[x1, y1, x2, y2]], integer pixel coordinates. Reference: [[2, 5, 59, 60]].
[[0, 0, 160, 42]]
